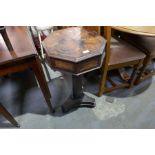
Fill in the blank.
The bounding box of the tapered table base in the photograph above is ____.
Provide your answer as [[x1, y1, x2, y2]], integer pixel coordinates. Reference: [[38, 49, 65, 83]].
[[61, 75, 95, 113]]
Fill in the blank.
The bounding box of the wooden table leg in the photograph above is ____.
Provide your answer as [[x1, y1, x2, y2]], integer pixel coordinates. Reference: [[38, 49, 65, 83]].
[[0, 104, 19, 127], [72, 75, 83, 98], [32, 56, 53, 113], [61, 74, 95, 113]]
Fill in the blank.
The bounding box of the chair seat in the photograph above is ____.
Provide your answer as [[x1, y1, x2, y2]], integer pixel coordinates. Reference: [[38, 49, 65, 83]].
[[117, 32, 155, 58], [0, 27, 37, 65], [109, 37, 146, 67]]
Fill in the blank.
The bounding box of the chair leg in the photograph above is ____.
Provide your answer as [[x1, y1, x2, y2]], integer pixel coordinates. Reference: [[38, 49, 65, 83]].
[[1, 28, 14, 51], [129, 59, 144, 87], [31, 56, 53, 112], [98, 64, 108, 97], [0, 104, 19, 127], [134, 57, 150, 85], [38, 31, 51, 82], [41, 57, 51, 82]]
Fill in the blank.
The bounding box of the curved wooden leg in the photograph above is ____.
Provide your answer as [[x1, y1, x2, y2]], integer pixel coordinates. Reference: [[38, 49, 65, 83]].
[[32, 56, 53, 113], [0, 104, 19, 127]]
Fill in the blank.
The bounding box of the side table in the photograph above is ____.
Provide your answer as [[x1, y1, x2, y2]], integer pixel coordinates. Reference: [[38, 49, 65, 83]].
[[42, 27, 106, 113]]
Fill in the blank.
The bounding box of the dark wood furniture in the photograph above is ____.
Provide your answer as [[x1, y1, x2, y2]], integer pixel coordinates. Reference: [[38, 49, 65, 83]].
[[0, 26, 14, 51], [0, 26, 53, 112], [113, 26, 155, 36], [113, 26, 155, 84], [0, 103, 19, 127], [98, 26, 146, 96], [82, 26, 101, 34], [42, 27, 106, 113], [58, 26, 101, 34], [29, 26, 53, 82]]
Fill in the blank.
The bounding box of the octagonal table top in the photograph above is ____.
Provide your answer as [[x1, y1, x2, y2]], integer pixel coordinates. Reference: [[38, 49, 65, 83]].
[[42, 27, 106, 62]]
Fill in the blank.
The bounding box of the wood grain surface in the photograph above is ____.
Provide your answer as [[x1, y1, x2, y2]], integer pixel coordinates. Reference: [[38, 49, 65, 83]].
[[43, 27, 106, 62], [112, 26, 155, 36]]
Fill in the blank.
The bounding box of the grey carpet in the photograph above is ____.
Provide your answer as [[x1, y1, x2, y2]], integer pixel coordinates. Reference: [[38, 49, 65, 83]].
[[0, 66, 155, 128]]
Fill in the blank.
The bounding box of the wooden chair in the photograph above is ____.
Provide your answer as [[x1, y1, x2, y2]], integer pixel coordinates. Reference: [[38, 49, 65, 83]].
[[98, 26, 146, 96], [0, 26, 53, 112], [29, 26, 54, 82], [115, 32, 155, 84], [0, 103, 19, 127]]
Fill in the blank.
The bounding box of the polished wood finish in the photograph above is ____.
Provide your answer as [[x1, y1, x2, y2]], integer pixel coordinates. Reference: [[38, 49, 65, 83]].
[[58, 26, 101, 34], [113, 26, 155, 37], [99, 26, 146, 96], [0, 26, 53, 112], [0, 26, 14, 51], [82, 26, 101, 34], [0, 103, 19, 127], [43, 27, 106, 113], [113, 26, 155, 84], [43, 27, 106, 75]]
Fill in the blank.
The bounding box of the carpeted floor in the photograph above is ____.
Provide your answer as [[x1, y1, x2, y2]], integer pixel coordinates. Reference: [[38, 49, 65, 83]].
[[0, 65, 155, 129]]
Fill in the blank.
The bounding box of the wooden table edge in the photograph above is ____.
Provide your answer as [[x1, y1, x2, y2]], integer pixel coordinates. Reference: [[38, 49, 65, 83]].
[[112, 26, 155, 37]]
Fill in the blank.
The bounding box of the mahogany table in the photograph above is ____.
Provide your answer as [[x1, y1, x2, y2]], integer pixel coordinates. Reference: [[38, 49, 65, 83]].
[[43, 27, 106, 113], [112, 26, 155, 37], [112, 26, 155, 83]]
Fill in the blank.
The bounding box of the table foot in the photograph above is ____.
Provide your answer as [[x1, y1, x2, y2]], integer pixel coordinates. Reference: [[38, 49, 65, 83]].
[[61, 94, 96, 113]]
